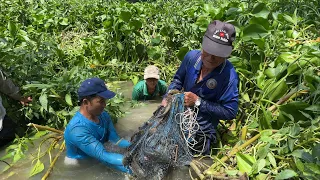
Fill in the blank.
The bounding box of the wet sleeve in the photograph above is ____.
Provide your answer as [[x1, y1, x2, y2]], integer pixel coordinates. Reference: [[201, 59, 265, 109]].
[[166, 51, 193, 92], [107, 117, 131, 148], [199, 78, 239, 120], [132, 83, 142, 101], [68, 126, 125, 166], [0, 70, 22, 100]]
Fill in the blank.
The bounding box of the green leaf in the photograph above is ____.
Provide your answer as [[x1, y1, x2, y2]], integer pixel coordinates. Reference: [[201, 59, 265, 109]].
[[287, 137, 295, 152], [289, 124, 300, 137], [242, 93, 250, 102], [39, 94, 48, 111], [8, 21, 17, 37], [304, 163, 320, 174], [295, 158, 304, 172], [30, 160, 44, 177], [243, 24, 269, 41], [177, 47, 189, 61], [120, 11, 131, 22], [291, 149, 313, 163], [23, 83, 54, 90], [117, 42, 123, 51], [267, 79, 288, 101], [135, 44, 146, 56], [252, 3, 270, 19], [257, 144, 269, 159], [252, 159, 266, 174], [65, 93, 73, 106], [236, 153, 255, 174], [267, 153, 276, 168], [275, 169, 297, 180], [33, 131, 48, 139], [226, 170, 238, 176], [129, 19, 142, 30], [59, 18, 69, 26], [256, 173, 268, 180], [151, 37, 161, 46], [312, 144, 320, 160]]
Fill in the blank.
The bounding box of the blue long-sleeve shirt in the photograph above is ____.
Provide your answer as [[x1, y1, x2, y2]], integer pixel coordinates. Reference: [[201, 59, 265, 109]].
[[64, 111, 131, 172], [167, 50, 239, 135]]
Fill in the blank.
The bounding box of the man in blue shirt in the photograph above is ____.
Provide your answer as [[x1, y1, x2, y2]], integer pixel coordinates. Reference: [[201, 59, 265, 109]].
[[64, 78, 131, 173], [163, 20, 239, 155]]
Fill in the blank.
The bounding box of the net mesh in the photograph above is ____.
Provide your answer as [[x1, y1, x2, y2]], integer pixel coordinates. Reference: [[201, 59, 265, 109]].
[[124, 93, 193, 179]]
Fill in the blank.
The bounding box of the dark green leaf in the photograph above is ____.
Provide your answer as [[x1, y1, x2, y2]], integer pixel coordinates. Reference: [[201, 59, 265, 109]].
[[243, 24, 269, 41], [312, 144, 320, 160], [177, 47, 189, 61], [252, 3, 270, 19], [129, 19, 142, 30], [120, 11, 131, 22], [291, 149, 313, 163], [8, 21, 17, 37]]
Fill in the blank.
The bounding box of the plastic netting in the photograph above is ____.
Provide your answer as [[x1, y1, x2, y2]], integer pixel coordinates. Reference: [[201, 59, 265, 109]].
[[124, 93, 193, 179]]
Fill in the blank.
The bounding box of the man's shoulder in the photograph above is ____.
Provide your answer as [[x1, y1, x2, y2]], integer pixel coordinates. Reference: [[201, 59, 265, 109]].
[[158, 80, 167, 85], [133, 80, 145, 90]]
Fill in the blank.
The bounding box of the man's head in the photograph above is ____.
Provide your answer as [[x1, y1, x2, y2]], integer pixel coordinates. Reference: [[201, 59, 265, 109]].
[[201, 20, 236, 68], [78, 78, 115, 116], [144, 65, 159, 91]]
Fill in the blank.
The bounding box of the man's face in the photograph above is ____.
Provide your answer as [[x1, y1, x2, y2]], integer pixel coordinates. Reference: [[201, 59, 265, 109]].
[[201, 50, 225, 69], [84, 96, 107, 116], [146, 78, 158, 89]]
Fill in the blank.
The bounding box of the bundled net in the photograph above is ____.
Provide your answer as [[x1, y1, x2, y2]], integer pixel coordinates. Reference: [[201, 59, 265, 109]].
[[124, 93, 196, 179]]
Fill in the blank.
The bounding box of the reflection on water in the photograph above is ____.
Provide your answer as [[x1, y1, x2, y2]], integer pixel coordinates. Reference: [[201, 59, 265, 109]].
[[0, 81, 191, 180]]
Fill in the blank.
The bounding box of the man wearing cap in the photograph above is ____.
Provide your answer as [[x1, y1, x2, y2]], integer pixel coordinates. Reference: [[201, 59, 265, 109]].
[[162, 20, 239, 155], [64, 78, 131, 173], [132, 65, 167, 101]]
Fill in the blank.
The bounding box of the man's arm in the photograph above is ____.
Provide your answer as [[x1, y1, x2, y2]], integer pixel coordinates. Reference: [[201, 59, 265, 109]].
[[68, 126, 125, 166], [132, 83, 142, 101], [107, 117, 131, 148], [0, 70, 21, 100], [199, 78, 239, 120]]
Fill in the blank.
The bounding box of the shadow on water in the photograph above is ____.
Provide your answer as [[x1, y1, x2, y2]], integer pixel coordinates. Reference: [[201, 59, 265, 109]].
[[0, 81, 193, 180]]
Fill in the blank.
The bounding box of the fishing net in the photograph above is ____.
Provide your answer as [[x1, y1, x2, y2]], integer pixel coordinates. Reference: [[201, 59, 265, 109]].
[[123, 92, 195, 179]]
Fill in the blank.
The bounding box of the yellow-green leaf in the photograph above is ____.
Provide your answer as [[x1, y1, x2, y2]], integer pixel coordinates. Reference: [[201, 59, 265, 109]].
[[30, 160, 44, 177]]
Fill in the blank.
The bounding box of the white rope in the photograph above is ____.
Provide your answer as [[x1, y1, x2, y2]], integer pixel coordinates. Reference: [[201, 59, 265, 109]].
[[175, 106, 206, 154]]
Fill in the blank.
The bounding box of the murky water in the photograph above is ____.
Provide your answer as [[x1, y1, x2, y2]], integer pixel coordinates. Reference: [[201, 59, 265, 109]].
[[0, 81, 192, 180]]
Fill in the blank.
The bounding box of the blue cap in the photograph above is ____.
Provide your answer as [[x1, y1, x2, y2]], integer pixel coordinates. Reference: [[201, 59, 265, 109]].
[[78, 78, 116, 99]]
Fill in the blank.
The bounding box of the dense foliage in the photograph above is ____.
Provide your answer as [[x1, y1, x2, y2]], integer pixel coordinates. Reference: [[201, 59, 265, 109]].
[[0, 0, 319, 179]]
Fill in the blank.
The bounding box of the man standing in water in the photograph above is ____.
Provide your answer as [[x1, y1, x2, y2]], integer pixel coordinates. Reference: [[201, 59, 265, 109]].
[[64, 78, 131, 173], [163, 20, 239, 155], [132, 65, 167, 101], [0, 69, 32, 147]]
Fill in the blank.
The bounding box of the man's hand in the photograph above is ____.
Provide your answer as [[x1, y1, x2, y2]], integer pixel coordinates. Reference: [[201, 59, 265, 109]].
[[184, 92, 198, 107], [20, 96, 32, 106], [161, 98, 167, 107]]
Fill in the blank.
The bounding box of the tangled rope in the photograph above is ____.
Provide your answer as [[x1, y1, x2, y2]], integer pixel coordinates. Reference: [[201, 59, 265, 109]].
[[175, 105, 206, 154]]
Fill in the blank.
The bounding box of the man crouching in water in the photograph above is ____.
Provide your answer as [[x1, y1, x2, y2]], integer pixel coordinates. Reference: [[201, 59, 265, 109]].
[[64, 77, 131, 173]]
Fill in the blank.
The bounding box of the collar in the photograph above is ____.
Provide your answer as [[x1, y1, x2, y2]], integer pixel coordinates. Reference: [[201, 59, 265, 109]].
[[195, 58, 227, 75]]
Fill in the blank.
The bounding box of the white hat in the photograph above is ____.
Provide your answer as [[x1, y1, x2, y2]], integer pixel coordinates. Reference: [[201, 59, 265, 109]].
[[144, 65, 160, 80]]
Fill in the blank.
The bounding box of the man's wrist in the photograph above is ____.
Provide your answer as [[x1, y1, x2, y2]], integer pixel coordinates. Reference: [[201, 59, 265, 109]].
[[195, 96, 201, 106]]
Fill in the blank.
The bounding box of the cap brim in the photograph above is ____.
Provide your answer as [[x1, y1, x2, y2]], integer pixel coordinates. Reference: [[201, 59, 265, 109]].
[[144, 74, 160, 80], [97, 90, 116, 99], [202, 36, 232, 58]]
